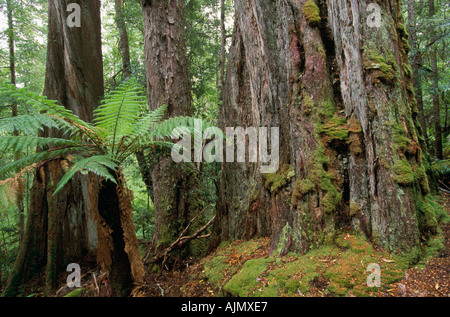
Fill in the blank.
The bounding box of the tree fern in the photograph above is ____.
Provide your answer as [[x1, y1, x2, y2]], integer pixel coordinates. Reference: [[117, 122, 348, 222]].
[[54, 155, 119, 194], [1, 78, 220, 198]]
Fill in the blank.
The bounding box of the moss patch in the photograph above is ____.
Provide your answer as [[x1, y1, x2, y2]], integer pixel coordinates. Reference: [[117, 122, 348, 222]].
[[416, 195, 447, 237], [223, 257, 275, 297], [363, 50, 397, 85], [303, 0, 321, 26], [263, 164, 295, 193], [318, 114, 349, 142], [196, 233, 424, 297], [392, 158, 415, 185]]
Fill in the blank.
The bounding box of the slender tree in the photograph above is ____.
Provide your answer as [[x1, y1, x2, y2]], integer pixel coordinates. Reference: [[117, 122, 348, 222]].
[[408, 0, 428, 147], [141, 0, 204, 267], [114, 0, 132, 78], [6, 0, 24, 242], [428, 0, 442, 159]]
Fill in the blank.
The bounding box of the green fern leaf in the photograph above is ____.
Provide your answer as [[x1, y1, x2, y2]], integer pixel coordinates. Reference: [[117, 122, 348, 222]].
[[53, 155, 119, 195]]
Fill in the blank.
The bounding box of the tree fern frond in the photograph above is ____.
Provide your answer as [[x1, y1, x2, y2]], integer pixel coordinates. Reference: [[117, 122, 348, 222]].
[[53, 155, 119, 195], [0, 113, 61, 135], [0, 135, 78, 154], [93, 78, 148, 150], [0, 147, 85, 179], [131, 104, 168, 137], [0, 81, 97, 143]]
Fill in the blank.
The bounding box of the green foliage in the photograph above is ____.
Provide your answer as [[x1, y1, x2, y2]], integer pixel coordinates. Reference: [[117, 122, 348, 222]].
[[0, 79, 214, 197], [63, 288, 83, 297], [0, 0, 48, 93]]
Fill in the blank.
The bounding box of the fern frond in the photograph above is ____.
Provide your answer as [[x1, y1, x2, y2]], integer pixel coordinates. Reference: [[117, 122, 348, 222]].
[[0, 147, 84, 179], [54, 155, 119, 195], [0, 113, 62, 135], [131, 104, 167, 137], [93, 78, 147, 152], [143, 116, 222, 144], [0, 81, 97, 142], [0, 135, 78, 154]]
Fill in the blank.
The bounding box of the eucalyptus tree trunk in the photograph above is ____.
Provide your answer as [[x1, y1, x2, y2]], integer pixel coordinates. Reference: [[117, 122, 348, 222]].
[[212, 0, 438, 256], [141, 0, 204, 267], [2, 0, 103, 296]]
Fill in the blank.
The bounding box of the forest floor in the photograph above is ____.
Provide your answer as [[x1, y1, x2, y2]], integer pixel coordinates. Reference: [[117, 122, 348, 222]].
[[130, 194, 450, 298], [49, 193, 450, 298]]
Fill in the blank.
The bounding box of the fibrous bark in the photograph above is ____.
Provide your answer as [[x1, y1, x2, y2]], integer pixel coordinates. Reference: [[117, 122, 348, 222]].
[[2, 0, 103, 296], [141, 0, 204, 266], [212, 0, 437, 256]]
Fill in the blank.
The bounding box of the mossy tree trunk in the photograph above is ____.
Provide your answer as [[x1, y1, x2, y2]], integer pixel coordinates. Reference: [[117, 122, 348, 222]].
[[2, 0, 103, 297], [212, 0, 438, 256], [141, 0, 204, 267]]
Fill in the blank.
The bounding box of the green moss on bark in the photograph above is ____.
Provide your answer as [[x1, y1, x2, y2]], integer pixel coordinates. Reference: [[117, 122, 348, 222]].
[[303, 0, 321, 26], [363, 50, 397, 84], [263, 164, 295, 193], [392, 158, 415, 185]]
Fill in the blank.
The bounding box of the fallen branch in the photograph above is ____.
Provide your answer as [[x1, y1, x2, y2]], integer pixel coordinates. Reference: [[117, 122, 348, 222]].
[[145, 213, 216, 269]]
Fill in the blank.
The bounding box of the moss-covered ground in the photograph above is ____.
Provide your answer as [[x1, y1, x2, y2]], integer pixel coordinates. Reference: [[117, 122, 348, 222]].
[[48, 196, 450, 298]]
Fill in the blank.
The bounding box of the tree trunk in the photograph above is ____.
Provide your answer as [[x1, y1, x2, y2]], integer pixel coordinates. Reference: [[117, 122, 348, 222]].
[[212, 0, 437, 256], [114, 0, 132, 78], [2, 0, 103, 296], [96, 171, 144, 297], [141, 0, 204, 267], [428, 0, 442, 159], [217, 0, 227, 127], [6, 0, 25, 243], [408, 0, 428, 147]]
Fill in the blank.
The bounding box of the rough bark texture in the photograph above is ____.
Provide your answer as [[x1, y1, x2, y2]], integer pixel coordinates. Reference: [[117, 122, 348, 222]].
[[115, 0, 132, 78], [141, 0, 204, 265], [2, 0, 103, 296], [212, 0, 437, 256]]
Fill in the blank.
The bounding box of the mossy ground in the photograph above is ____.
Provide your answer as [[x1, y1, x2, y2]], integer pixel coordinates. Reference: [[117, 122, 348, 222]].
[[47, 197, 450, 298], [195, 233, 417, 297]]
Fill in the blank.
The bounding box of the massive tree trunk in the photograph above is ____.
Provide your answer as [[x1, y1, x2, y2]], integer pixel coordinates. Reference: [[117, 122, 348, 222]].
[[2, 0, 103, 296], [212, 0, 438, 256], [141, 0, 204, 266]]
